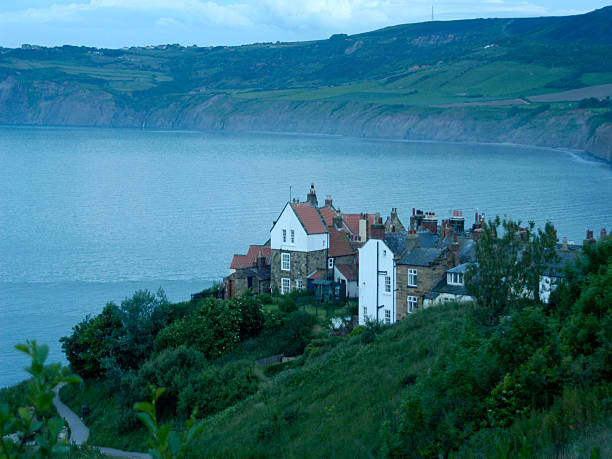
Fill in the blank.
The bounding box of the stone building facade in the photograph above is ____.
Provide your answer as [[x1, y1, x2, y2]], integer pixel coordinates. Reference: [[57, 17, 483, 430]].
[[395, 248, 455, 321], [270, 248, 327, 293]]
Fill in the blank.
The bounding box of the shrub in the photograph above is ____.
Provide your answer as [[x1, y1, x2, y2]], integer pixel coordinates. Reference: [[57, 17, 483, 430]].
[[126, 346, 207, 418], [177, 361, 259, 418], [279, 297, 298, 314], [154, 297, 241, 359], [229, 294, 265, 340], [276, 311, 318, 356]]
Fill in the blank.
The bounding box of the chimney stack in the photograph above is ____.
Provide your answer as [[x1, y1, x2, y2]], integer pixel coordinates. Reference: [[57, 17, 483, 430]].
[[359, 213, 368, 242], [451, 232, 460, 266], [584, 229, 595, 245], [601, 228, 608, 240], [325, 194, 333, 207], [370, 213, 385, 240], [405, 230, 419, 253], [422, 212, 438, 234], [306, 183, 318, 207], [333, 209, 343, 229]]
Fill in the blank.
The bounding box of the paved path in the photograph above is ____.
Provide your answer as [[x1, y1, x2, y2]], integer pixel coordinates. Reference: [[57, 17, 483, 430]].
[[52, 383, 89, 445], [53, 383, 151, 459]]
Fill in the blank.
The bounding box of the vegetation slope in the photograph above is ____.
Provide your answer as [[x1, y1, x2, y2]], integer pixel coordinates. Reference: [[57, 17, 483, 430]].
[[52, 230, 612, 458]]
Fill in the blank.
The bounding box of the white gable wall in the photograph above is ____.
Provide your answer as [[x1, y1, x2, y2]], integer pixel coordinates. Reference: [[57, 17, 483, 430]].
[[358, 239, 396, 325], [270, 204, 309, 252]]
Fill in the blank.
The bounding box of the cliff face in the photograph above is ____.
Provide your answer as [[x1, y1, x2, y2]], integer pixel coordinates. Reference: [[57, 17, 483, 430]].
[[0, 79, 609, 162]]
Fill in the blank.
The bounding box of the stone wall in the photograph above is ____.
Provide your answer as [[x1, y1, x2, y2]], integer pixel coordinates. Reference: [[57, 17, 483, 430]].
[[396, 250, 454, 321], [271, 248, 328, 292]]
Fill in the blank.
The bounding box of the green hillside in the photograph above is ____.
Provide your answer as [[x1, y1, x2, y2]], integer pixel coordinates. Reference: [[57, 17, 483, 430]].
[[1, 7, 611, 107], [50, 234, 612, 458]]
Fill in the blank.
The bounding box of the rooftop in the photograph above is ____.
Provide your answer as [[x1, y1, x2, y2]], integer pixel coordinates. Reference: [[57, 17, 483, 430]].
[[290, 202, 327, 235]]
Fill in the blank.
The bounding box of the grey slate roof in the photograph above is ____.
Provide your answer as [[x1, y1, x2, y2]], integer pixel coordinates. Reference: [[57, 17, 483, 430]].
[[398, 247, 443, 266], [429, 275, 470, 297], [417, 231, 440, 248], [459, 239, 476, 263], [448, 263, 470, 273], [384, 231, 410, 255], [543, 247, 581, 277]]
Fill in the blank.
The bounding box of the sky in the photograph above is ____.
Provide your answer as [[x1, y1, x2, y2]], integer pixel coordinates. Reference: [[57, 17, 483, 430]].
[[0, 1, 610, 49]]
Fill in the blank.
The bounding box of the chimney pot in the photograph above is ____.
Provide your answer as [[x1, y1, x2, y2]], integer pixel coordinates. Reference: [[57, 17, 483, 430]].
[[601, 228, 607, 240]]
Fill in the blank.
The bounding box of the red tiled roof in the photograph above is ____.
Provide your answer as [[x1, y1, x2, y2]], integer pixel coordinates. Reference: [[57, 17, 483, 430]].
[[319, 206, 336, 227], [343, 213, 375, 238], [336, 264, 358, 282], [230, 245, 271, 269], [328, 229, 355, 257], [291, 202, 327, 235], [308, 269, 327, 280]]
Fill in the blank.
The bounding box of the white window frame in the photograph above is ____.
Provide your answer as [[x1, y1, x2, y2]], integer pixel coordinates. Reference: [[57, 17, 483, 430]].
[[448, 272, 464, 286], [384, 275, 391, 293], [384, 310, 391, 324], [290, 229, 295, 244], [281, 253, 290, 271], [407, 296, 417, 313], [328, 257, 334, 269], [408, 269, 418, 287], [296, 279, 303, 290], [281, 278, 290, 295], [282, 229, 287, 243]]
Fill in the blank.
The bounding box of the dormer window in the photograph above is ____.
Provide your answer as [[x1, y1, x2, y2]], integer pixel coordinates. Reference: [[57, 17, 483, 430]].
[[448, 272, 464, 285]]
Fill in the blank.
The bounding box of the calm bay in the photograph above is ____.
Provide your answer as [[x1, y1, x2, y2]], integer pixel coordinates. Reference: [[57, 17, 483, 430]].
[[1, 125, 611, 387]]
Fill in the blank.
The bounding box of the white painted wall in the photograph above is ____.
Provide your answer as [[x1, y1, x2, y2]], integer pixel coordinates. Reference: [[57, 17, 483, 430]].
[[270, 204, 328, 252], [423, 293, 474, 308], [270, 204, 308, 252], [358, 239, 396, 325], [539, 275, 560, 304]]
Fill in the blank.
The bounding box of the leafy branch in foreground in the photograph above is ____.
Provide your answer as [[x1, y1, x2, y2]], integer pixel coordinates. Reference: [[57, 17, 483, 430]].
[[0, 341, 82, 458], [134, 386, 205, 459]]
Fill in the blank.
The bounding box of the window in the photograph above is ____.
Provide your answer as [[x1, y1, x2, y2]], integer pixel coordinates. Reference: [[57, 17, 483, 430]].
[[448, 272, 464, 286], [384, 275, 391, 293], [247, 277, 253, 289], [383, 249, 387, 256], [282, 229, 287, 243], [363, 306, 367, 317], [281, 278, 290, 295], [385, 310, 391, 324], [290, 229, 295, 244], [407, 296, 417, 313], [328, 257, 334, 269], [281, 253, 290, 271], [408, 269, 418, 287], [296, 279, 303, 290]]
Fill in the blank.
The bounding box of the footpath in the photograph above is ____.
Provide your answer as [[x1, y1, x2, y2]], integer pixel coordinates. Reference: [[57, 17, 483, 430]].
[[53, 384, 151, 459]]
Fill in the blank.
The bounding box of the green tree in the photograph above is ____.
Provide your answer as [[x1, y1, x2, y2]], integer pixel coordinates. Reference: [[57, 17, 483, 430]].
[[466, 217, 558, 323]]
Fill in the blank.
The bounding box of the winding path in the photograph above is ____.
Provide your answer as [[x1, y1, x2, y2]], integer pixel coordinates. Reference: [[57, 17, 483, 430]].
[[53, 384, 151, 459]]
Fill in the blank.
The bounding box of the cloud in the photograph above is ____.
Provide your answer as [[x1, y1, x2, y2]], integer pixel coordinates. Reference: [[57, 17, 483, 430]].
[[0, 1, 604, 47]]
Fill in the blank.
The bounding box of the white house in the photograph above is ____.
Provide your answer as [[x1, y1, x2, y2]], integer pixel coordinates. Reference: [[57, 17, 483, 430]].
[[358, 237, 397, 325], [270, 200, 329, 294]]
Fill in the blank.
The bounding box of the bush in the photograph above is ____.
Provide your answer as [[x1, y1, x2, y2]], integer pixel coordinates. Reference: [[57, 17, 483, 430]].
[[228, 294, 265, 340], [154, 297, 241, 359], [279, 297, 298, 314], [126, 346, 207, 418], [276, 311, 318, 356], [177, 361, 259, 418]]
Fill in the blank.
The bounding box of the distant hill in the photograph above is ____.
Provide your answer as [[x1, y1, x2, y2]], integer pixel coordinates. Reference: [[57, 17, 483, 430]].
[[1, 7, 611, 160]]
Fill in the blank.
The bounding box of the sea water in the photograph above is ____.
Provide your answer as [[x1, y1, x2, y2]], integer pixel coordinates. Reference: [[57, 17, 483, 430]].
[[1, 126, 611, 387]]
